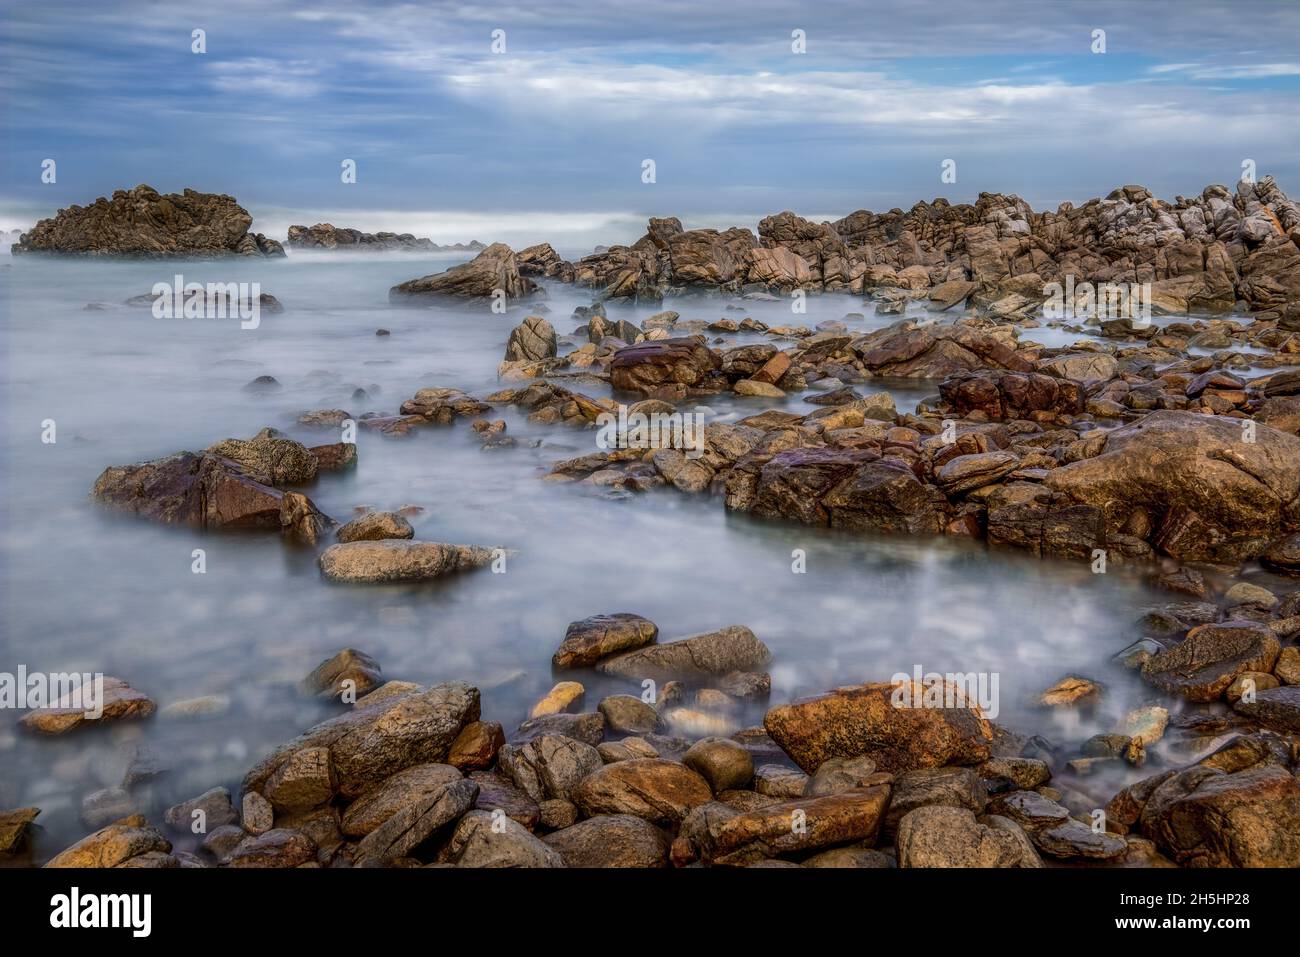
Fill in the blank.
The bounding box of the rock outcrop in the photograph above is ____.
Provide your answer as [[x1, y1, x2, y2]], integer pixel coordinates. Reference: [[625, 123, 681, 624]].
[[13, 185, 284, 258]]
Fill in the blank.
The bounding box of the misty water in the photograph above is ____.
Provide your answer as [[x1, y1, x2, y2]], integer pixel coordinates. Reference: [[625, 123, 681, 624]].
[[0, 251, 1256, 857]]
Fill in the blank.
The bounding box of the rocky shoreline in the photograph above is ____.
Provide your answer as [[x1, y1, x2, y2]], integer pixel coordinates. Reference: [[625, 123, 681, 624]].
[[4, 179, 1300, 868], [286, 223, 485, 253]]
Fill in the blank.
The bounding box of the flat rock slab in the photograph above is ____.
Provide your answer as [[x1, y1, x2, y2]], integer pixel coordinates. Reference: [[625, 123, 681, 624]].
[[319, 540, 498, 583]]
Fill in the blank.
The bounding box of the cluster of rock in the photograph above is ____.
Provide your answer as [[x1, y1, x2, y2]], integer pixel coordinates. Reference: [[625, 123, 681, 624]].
[[544, 312, 1300, 568], [19, 595, 1300, 868], [494, 179, 1299, 327], [286, 223, 485, 253], [12, 185, 285, 258], [389, 243, 536, 305]]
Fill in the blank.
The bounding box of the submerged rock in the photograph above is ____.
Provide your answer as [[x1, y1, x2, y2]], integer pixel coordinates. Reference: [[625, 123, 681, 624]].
[[19, 676, 155, 734], [335, 511, 414, 543], [318, 540, 498, 583]]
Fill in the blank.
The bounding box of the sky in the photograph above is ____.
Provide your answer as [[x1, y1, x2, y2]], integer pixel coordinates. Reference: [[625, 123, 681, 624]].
[[3, 0, 1300, 248]]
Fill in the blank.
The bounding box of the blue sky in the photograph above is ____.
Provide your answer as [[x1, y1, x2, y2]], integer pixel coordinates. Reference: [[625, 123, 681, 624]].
[[3, 0, 1300, 247]]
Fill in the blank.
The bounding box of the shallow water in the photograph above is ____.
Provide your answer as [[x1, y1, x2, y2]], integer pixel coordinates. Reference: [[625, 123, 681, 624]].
[[0, 252, 1248, 857]]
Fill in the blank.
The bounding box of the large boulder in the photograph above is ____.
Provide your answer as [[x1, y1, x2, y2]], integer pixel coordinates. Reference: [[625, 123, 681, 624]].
[[763, 681, 994, 774], [389, 243, 534, 303], [243, 682, 480, 801], [92, 451, 331, 542], [1138, 765, 1300, 867], [503, 315, 557, 362], [572, 759, 713, 825], [13, 184, 284, 258], [1045, 411, 1300, 563], [542, 814, 671, 867], [896, 806, 1042, 868], [609, 338, 720, 396], [595, 625, 770, 682], [853, 323, 1033, 379], [697, 784, 892, 866], [553, 613, 659, 668], [1140, 620, 1280, 702]]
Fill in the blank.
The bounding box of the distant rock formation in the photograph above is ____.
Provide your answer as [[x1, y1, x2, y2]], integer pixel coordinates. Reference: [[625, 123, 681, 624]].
[[541, 178, 1300, 325], [286, 223, 486, 253], [11, 185, 285, 258]]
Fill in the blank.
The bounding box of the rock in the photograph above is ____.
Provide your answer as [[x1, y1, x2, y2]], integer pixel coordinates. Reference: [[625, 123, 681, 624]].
[[597, 738, 660, 763], [505, 316, 558, 362], [529, 681, 585, 718], [683, 738, 755, 792], [262, 747, 335, 813], [883, 767, 988, 838], [226, 828, 317, 868], [537, 799, 578, 830], [13, 184, 284, 257], [609, 338, 719, 396], [163, 787, 239, 832], [1227, 672, 1280, 701], [299, 648, 383, 702], [1139, 765, 1300, 867], [1233, 685, 1300, 732], [896, 806, 1041, 868], [1119, 705, 1169, 746], [339, 764, 464, 837], [469, 771, 540, 830], [448, 721, 505, 771], [206, 428, 318, 486], [754, 764, 810, 798], [936, 451, 1020, 495], [45, 815, 173, 868], [1225, 581, 1277, 608], [803, 755, 879, 797], [335, 512, 414, 543], [512, 712, 605, 747], [596, 625, 771, 682], [1038, 676, 1102, 707], [92, 451, 331, 542], [572, 759, 712, 825], [553, 613, 659, 668], [978, 757, 1051, 792], [351, 778, 478, 865], [1275, 647, 1300, 685], [1035, 820, 1128, 860], [199, 824, 247, 863], [543, 814, 670, 867], [597, 695, 662, 734], [318, 540, 498, 583], [241, 792, 273, 836], [18, 676, 155, 734], [389, 243, 534, 303], [497, 734, 603, 803], [1044, 411, 1300, 564], [243, 682, 480, 801], [734, 379, 786, 398], [1039, 352, 1119, 382], [802, 846, 894, 868], [159, 695, 230, 719], [1141, 620, 1280, 701], [81, 788, 139, 830], [763, 681, 993, 774], [0, 808, 40, 855], [285, 223, 479, 253], [698, 785, 892, 866], [435, 810, 563, 868], [1261, 533, 1300, 575]]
